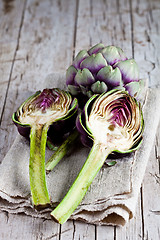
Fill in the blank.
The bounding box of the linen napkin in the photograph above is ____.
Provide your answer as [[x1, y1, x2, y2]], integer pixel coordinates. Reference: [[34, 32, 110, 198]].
[[0, 73, 159, 226]]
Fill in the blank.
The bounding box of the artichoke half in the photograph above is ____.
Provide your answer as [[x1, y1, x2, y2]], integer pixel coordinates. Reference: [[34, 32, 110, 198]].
[[51, 89, 144, 224], [12, 88, 78, 208], [66, 43, 145, 105]]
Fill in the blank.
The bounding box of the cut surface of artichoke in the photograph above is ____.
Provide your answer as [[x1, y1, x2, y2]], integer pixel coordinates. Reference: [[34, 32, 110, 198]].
[[88, 114, 132, 151], [87, 91, 140, 151], [17, 89, 72, 126]]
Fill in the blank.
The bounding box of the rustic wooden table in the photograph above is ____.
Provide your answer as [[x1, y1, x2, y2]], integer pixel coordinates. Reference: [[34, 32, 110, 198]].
[[0, 0, 160, 239]]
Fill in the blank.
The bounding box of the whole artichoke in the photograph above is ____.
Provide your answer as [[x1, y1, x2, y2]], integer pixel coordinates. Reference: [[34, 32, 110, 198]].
[[66, 43, 145, 104]]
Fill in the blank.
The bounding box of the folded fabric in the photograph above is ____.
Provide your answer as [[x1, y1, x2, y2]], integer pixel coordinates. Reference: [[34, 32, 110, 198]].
[[0, 73, 159, 226]]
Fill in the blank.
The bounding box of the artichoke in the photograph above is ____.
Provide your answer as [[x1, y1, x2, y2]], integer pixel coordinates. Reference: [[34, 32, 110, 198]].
[[66, 43, 145, 105], [51, 89, 144, 224], [12, 88, 78, 208]]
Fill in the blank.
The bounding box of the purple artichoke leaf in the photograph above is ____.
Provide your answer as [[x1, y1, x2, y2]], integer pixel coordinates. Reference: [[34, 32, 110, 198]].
[[100, 45, 128, 65], [114, 59, 139, 84], [66, 65, 77, 86], [72, 50, 89, 69], [134, 79, 147, 102], [80, 53, 107, 74], [79, 133, 93, 148], [88, 43, 104, 55], [76, 93, 98, 138], [125, 81, 141, 98], [97, 65, 123, 89], [76, 110, 93, 140], [12, 113, 31, 139], [74, 68, 95, 86]]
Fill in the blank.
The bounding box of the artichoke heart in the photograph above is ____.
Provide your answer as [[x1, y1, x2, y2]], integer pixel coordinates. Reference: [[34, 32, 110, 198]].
[[17, 89, 72, 126], [87, 90, 143, 152]]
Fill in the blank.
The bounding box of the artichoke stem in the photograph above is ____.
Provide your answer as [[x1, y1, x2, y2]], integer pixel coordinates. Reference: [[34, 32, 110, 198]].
[[46, 129, 79, 172], [30, 124, 50, 208], [51, 142, 112, 224]]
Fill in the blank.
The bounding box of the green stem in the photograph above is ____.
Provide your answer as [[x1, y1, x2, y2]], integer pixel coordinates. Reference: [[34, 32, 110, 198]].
[[51, 142, 111, 224], [30, 124, 50, 208], [46, 129, 79, 172]]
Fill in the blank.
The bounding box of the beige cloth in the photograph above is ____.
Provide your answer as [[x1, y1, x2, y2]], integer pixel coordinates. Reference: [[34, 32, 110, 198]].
[[0, 73, 160, 226]]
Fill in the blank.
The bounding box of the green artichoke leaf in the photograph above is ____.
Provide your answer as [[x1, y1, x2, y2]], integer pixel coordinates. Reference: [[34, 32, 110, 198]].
[[100, 45, 127, 65], [73, 50, 89, 69], [135, 79, 146, 101], [106, 161, 117, 167], [91, 81, 108, 94], [125, 81, 141, 98], [67, 85, 80, 96], [88, 43, 104, 55], [74, 68, 95, 86], [80, 53, 108, 74], [66, 65, 77, 85], [97, 65, 123, 88], [114, 59, 139, 84]]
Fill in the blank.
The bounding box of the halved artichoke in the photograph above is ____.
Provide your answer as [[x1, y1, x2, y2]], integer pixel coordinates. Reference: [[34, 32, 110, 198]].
[[51, 89, 144, 224], [77, 90, 144, 152], [12, 88, 78, 208], [66, 43, 145, 105]]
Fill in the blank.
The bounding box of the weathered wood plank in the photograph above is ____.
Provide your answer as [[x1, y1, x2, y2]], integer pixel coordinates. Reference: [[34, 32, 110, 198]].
[[140, 125, 160, 240], [0, 211, 60, 240], [60, 220, 95, 240], [131, 0, 160, 85], [75, 0, 133, 55], [131, 1, 160, 239], [73, 221, 95, 240], [97, 225, 115, 240], [0, 0, 26, 117]]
